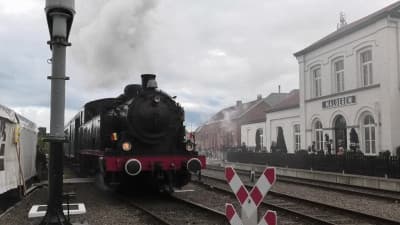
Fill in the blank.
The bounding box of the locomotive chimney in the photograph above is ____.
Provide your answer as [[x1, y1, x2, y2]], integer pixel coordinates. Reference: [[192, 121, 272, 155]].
[[141, 74, 156, 89]]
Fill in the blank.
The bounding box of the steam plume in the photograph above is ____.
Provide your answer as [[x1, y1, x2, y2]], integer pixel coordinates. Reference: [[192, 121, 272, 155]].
[[71, 0, 158, 88]]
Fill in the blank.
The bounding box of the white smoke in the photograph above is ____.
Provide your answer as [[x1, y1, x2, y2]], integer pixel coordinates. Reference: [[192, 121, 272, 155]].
[[71, 0, 158, 88]]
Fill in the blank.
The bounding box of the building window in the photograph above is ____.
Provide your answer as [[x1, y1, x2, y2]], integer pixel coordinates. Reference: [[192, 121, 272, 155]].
[[360, 49, 373, 86], [294, 124, 301, 151], [363, 115, 376, 154], [333, 58, 344, 92], [314, 120, 323, 151], [311, 66, 322, 97]]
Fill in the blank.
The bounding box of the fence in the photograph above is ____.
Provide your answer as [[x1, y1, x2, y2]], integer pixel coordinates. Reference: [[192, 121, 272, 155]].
[[226, 151, 400, 179]]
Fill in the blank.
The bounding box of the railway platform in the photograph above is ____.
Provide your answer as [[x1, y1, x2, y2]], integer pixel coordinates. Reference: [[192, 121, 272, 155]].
[[209, 160, 400, 192], [0, 164, 163, 225]]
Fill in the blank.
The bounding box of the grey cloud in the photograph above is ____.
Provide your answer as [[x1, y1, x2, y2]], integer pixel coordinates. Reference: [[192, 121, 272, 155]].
[[0, 0, 398, 128]]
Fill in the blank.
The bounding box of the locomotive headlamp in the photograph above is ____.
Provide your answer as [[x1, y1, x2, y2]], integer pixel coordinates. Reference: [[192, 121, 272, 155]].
[[154, 95, 161, 103], [122, 142, 132, 151], [186, 142, 194, 151], [111, 132, 118, 141]]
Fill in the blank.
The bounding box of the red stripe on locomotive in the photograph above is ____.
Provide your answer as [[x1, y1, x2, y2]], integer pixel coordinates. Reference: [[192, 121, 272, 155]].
[[104, 155, 206, 172]]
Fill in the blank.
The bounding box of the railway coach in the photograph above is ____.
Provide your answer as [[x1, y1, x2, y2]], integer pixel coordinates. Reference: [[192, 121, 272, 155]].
[[0, 104, 37, 196]]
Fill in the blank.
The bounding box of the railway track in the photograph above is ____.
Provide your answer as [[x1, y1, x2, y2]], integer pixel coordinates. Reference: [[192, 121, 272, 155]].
[[123, 194, 227, 225], [206, 165, 400, 202], [199, 170, 400, 225]]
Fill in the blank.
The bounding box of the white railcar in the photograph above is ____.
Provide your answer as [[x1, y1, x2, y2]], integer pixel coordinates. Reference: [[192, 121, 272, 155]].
[[0, 104, 37, 195]]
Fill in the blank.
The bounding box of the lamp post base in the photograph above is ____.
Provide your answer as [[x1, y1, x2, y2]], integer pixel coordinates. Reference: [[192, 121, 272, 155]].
[[38, 215, 71, 225]]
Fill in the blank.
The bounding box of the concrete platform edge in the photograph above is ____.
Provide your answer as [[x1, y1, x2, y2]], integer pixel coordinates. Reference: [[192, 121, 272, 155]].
[[211, 161, 400, 192]]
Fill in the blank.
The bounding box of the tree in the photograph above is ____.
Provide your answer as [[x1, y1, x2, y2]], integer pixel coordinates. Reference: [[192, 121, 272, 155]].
[[276, 127, 287, 153], [349, 128, 359, 152]]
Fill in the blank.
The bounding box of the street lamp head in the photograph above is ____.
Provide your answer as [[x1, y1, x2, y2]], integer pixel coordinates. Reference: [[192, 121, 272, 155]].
[[45, 0, 75, 40]]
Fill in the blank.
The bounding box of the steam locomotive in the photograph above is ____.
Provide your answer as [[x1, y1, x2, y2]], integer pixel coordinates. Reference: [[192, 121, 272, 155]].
[[64, 74, 205, 191]]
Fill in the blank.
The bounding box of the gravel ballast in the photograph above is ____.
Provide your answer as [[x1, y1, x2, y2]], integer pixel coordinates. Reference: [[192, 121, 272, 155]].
[[0, 183, 163, 225], [203, 168, 400, 222]]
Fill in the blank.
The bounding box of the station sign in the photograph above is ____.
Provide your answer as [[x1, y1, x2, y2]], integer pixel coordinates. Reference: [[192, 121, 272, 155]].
[[322, 95, 356, 109]]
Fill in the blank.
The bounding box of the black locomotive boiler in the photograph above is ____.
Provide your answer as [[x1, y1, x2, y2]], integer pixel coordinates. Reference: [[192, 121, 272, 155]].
[[64, 74, 205, 191]]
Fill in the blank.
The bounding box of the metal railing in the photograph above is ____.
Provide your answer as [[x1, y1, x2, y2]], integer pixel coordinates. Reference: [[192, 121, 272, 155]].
[[227, 151, 400, 178]]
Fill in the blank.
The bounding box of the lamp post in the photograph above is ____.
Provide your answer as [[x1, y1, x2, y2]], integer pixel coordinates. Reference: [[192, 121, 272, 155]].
[[247, 128, 250, 147], [41, 0, 75, 224]]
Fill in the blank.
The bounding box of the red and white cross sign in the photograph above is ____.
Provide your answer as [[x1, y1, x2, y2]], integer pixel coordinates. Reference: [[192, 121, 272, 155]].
[[225, 166, 277, 225], [226, 204, 277, 225]]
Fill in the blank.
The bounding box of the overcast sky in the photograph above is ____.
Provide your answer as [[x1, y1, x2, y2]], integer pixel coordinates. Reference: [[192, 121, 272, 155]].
[[0, 0, 398, 130]]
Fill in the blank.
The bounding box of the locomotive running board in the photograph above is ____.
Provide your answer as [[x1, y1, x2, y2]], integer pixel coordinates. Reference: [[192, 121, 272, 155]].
[[28, 203, 86, 218], [173, 189, 195, 193]]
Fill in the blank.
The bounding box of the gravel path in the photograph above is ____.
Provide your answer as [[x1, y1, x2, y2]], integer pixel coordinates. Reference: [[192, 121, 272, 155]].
[[203, 169, 400, 222], [0, 183, 163, 225]]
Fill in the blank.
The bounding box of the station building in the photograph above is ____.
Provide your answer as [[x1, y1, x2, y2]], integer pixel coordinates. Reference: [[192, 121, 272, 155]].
[[292, 2, 400, 155]]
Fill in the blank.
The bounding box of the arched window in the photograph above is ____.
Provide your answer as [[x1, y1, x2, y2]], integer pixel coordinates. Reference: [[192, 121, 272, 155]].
[[334, 115, 347, 151], [314, 120, 323, 151], [363, 115, 376, 154]]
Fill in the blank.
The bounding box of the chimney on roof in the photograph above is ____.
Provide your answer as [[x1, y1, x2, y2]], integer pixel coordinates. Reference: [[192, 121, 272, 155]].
[[257, 94, 262, 100], [236, 100, 242, 107], [337, 12, 347, 30]]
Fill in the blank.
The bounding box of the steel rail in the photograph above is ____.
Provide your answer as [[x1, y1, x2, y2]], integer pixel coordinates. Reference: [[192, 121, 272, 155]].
[[119, 193, 227, 225], [169, 195, 226, 217], [206, 165, 400, 202], [198, 173, 400, 225], [192, 179, 336, 225], [124, 199, 175, 225]]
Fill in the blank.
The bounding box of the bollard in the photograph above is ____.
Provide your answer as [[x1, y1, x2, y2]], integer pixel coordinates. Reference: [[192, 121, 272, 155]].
[[250, 169, 255, 183]]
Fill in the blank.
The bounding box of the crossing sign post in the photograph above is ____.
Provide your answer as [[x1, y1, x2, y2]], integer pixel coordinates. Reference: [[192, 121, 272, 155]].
[[225, 166, 277, 225]]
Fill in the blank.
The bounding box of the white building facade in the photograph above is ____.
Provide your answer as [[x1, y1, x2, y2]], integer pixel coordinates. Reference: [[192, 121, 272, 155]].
[[266, 108, 300, 153], [295, 3, 400, 155], [240, 122, 265, 151]]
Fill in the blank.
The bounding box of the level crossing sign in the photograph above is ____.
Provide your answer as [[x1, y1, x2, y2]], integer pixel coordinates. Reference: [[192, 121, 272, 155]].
[[225, 166, 277, 225]]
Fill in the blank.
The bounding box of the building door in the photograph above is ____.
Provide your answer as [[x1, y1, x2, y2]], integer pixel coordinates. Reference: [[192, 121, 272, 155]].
[[334, 115, 347, 153]]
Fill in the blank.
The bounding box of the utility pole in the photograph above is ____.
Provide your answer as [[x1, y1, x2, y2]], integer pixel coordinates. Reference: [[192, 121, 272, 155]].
[[40, 0, 75, 224]]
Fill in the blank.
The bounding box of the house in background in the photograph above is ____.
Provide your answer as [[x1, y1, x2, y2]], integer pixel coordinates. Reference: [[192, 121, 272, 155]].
[[195, 92, 288, 153], [265, 89, 300, 153]]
